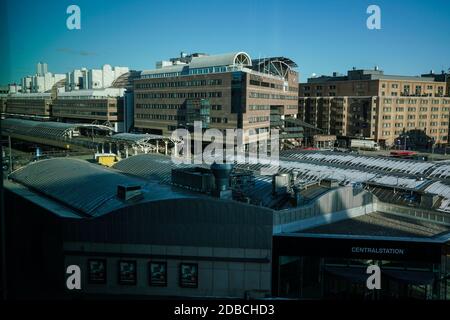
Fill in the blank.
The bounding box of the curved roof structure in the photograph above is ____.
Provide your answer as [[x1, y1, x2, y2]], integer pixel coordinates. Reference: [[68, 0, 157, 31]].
[[113, 151, 450, 213], [1, 118, 115, 140], [113, 153, 195, 183], [8, 158, 191, 217], [108, 133, 179, 151], [252, 57, 298, 79], [188, 52, 252, 69], [110, 70, 142, 89], [141, 65, 186, 77]]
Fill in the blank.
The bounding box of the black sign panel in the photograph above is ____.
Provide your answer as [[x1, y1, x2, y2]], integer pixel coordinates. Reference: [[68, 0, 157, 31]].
[[273, 235, 443, 263]]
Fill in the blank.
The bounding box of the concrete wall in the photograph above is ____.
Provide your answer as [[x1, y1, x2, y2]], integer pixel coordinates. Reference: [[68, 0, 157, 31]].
[[375, 201, 450, 226], [64, 243, 271, 298], [273, 187, 374, 233]]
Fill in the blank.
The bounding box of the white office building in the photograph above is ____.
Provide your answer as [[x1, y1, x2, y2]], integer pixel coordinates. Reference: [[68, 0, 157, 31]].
[[65, 65, 129, 91]]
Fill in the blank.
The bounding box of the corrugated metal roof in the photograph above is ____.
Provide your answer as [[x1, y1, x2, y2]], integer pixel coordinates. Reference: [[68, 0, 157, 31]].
[[113, 153, 196, 183], [141, 65, 186, 76], [8, 158, 192, 217], [109, 133, 166, 143], [2, 118, 78, 138], [189, 52, 252, 69], [1, 118, 115, 140]]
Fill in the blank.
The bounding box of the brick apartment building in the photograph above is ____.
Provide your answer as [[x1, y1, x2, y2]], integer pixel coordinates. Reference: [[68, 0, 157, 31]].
[[299, 68, 450, 148]]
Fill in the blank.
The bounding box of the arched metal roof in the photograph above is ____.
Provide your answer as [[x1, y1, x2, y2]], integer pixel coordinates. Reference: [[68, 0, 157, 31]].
[[188, 52, 252, 69], [8, 158, 191, 217], [1, 118, 115, 140], [252, 57, 298, 79], [108, 133, 179, 151]]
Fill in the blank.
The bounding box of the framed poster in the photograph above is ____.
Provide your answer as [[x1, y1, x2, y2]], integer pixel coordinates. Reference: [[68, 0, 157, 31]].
[[179, 263, 198, 288], [149, 261, 167, 287], [118, 260, 137, 285], [87, 259, 107, 284]]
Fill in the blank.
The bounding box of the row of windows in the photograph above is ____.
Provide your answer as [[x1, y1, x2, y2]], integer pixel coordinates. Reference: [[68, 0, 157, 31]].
[[382, 83, 444, 91], [136, 92, 223, 99], [136, 79, 223, 89], [87, 259, 198, 288], [135, 104, 223, 111], [382, 106, 449, 112], [248, 116, 270, 123], [211, 117, 228, 123], [382, 122, 448, 128], [189, 67, 228, 75], [249, 79, 283, 90], [52, 110, 112, 116], [383, 98, 449, 104], [249, 92, 297, 100], [136, 114, 185, 121], [383, 114, 449, 120], [54, 103, 109, 108], [136, 104, 182, 110], [248, 105, 270, 111]]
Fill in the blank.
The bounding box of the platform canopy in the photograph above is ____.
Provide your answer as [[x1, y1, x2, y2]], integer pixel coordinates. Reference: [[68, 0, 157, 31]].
[[108, 133, 179, 152], [1, 118, 115, 140]]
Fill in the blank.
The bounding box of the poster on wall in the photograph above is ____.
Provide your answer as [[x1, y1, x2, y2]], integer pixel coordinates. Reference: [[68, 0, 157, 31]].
[[118, 260, 137, 285], [88, 259, 107, 284], [179, 263, 198, 288], [149, 261, 167, 287]]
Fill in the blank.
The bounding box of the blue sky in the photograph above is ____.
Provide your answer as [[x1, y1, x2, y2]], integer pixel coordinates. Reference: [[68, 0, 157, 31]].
[[1, 0, 450, 84]]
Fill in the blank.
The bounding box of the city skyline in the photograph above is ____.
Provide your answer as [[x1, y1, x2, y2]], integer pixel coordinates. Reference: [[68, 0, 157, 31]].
[[1, 0, 450, 85]]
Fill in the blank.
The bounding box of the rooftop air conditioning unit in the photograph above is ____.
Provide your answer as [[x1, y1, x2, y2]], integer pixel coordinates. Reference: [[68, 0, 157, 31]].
[[117, 184, 143, 201]]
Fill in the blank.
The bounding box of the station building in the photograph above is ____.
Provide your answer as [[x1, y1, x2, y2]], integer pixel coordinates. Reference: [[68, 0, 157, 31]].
[[3, 151, 450, 300]]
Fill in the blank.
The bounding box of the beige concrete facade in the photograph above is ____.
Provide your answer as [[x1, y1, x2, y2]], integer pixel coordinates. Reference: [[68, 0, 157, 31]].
[[134, 53, 299, 144], [299, 70, 450, 146], [134, 71, 298, 139], [52, 97, 123, 123], [6, 96, 52, 117]]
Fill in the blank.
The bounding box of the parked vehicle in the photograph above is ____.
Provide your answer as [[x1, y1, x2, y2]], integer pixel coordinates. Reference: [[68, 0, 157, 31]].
[[350, 139, 380, 151]]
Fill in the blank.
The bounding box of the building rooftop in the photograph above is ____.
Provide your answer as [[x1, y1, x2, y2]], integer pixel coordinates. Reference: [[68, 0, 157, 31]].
[[8, 158, 193, 217], [299, 212, 450, 239], [57, 88, 125, 98], [140, 51, 297, 80], [306, 68, 441, 83]]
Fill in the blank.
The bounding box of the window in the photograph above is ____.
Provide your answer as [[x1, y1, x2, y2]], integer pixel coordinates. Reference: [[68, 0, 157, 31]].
[[88, 259, 107, 284], [149, 261, 167, 287], [179, 263, 198, 288], [118, 260, 137, 285]]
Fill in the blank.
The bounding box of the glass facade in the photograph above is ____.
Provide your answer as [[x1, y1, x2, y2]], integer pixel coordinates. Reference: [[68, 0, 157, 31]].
[[277, 255, 445, 300]]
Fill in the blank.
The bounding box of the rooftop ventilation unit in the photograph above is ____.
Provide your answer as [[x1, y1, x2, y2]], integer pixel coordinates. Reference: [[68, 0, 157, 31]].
[[211, 162, 234, 199], [272, 173, 290, 195], [320, 178, 339, 188], [117, 184, 143, 201], [171, 167, 215, 193]]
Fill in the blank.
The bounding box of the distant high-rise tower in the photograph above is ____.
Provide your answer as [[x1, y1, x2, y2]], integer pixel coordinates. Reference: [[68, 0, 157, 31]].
[[36, 62, 48, 75], [36, 62, 42, 75]]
